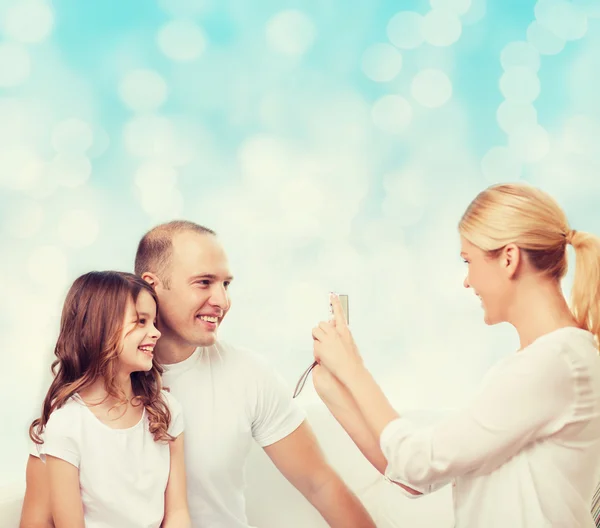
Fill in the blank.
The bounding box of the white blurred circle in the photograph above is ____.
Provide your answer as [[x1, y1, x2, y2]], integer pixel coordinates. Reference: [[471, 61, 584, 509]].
[[499, 67, 540, 103], [51, 118, 94, 154], [362, 43, 403, 82], [481, 146, 522, 183], [119, 69, 168, 113], [462, 0, 486, 25], [124, 116, 193, 166], [134, 162, 177, 189], [51, 154, 92, 187], [371, 95, 413, 134], [28, 245, 68, 286], [3, 199, 44, 238], [430, 0, 472, 15], [508, 124, 550, 163], [266, 10, 316, 57], [3, 0, 54, 44], [500, 41, 540, 71], [496, 101, 538, 134], [387, 11, 424, 49], [58, 210, 100, 248], [0, 43, 31, 87], [422, 9, 462, 47], [0, 145, 43, 190], [526, 20, 565, 55], [535, 0, 588, 41], [157, 18, 206, 62], [411, 69, 452, 108]]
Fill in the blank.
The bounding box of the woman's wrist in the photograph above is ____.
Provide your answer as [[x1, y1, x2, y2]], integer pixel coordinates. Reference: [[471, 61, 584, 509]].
[[340, 359, 369, 391]]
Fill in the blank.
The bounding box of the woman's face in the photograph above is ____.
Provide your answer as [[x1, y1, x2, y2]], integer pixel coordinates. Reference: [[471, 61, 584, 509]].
[[460, 237, 514, 326]]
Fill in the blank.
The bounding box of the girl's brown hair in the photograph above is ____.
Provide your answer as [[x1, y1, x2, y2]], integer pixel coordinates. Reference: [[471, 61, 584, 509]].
[[30, 271, 173, 444]]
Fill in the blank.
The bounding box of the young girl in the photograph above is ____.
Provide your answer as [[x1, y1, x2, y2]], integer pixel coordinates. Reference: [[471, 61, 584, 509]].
[[29, 271, 190, 528], [311, 183, 600, 527]]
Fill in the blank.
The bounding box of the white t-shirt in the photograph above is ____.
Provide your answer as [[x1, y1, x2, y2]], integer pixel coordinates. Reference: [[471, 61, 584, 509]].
[[160, 341, 305, 528], [35, 389, 183, 528], [380, 327, 600, 527]]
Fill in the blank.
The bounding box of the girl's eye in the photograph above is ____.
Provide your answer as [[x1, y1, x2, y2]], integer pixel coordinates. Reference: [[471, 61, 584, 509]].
[[139, 318, 146, 325]]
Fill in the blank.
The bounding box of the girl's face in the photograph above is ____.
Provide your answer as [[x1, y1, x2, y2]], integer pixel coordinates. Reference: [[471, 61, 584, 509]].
[[119, 290, 161, 374]]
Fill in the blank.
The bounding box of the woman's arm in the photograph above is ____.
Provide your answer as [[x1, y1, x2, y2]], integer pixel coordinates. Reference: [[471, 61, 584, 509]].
[[314, 295, 574, 490], [20, 455, 54, 528], [46, 456, 84, 528], [162, 433, 191, 528], [312, 365, 422, 496]]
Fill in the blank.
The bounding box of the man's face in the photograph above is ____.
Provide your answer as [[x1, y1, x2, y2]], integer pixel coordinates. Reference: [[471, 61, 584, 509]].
[[154, 232, 233, 348]]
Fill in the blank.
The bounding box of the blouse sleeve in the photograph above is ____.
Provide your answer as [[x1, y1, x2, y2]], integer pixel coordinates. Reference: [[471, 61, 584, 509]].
[[380, 346, 578, 491]]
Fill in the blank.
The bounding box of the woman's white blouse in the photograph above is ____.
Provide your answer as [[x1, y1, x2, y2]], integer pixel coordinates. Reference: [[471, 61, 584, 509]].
[[381, 327, 600, 527]]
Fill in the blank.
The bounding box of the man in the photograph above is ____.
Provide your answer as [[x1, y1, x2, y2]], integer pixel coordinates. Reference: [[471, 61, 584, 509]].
[[21, 220, 375, 527]]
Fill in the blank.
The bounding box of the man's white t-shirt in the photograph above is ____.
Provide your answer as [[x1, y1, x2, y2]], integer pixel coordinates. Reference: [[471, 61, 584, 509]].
[[35, 390, 183, 528], [380, 327, 600, 527], [160, 341, 306, 528]]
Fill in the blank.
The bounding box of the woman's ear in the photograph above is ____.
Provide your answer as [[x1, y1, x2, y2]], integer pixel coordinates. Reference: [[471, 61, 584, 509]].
[[503, 243, 521, 279]]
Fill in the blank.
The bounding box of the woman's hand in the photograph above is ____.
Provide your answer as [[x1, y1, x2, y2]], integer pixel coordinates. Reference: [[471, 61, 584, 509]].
[[312, 294, 364, 383]]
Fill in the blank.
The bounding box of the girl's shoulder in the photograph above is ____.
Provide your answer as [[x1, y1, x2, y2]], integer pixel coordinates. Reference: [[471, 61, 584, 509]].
[[159, 389, 182, 413], [43, 396, 85, 444], [48, 395, 84, 423]]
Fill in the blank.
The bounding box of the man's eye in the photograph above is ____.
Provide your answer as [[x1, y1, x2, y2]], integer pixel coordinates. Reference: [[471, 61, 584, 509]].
[[224, 281, 231, 289]]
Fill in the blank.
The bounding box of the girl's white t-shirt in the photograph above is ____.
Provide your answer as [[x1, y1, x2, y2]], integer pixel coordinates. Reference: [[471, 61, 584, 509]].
[[380, 327, 600, 527], [37, 389, 184, 528]]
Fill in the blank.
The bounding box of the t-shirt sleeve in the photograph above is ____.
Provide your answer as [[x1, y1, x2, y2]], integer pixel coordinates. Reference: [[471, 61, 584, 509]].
[[40, 405, 81, 469], [162, 390, 184, 438], [29, 438, 41, 458], [246, 351, 306, 447], [380, 345, 576, 490]]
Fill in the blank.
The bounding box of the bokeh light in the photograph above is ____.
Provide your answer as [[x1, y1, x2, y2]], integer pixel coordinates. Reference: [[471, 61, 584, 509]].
[[411, 69, 453, 107], [265, 10, 316, 57], [387, 11, 424, 50], [157, 18, 207, 62], [362, 43, 403, 82]]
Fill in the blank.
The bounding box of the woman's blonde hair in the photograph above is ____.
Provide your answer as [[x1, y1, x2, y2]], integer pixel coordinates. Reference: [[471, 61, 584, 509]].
[[459, 183, 600, 347]]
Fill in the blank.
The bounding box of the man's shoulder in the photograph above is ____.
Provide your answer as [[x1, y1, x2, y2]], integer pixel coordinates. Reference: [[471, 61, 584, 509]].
[[213, 340, 272, 369]]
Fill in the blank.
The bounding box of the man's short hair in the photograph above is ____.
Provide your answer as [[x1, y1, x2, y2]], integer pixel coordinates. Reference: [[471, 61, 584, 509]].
[[134, 220, 216, 287]]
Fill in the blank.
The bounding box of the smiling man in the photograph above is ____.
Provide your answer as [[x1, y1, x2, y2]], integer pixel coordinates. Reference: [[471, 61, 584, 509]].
[[135, 221, 374, 527], [20, 220, 374, 528]]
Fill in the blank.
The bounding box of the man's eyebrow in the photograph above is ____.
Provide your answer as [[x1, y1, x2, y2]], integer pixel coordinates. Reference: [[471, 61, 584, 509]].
[[189, 274, 234, 281]]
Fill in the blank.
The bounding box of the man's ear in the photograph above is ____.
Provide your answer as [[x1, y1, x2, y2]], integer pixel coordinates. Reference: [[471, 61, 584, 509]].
[[502, 243, 521, 279], [141, 272, 159, 288]]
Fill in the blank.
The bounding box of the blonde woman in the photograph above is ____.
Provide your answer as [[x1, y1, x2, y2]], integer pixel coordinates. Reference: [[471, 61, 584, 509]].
[[311, 183, 600, 527]]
